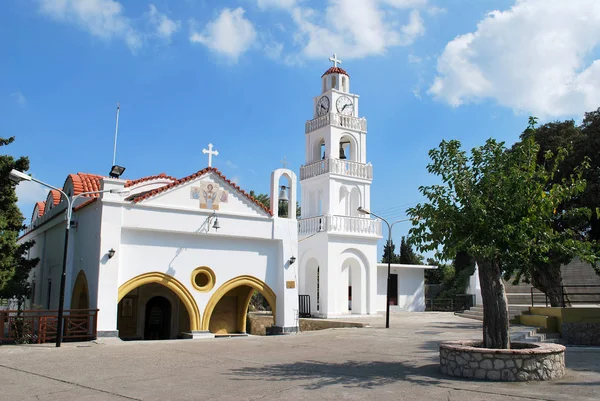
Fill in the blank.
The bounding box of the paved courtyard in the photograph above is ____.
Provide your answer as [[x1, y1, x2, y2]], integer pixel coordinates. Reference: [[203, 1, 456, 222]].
[[1, 312, 599, 401]]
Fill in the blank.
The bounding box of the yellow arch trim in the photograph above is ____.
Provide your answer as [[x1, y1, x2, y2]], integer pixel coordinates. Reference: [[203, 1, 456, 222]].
[[118, 272, 201, 331], [202, 275, 277, 332], [70, 270, 90, 309]]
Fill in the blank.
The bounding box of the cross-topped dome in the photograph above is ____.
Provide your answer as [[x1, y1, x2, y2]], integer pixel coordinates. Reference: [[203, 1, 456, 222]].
[[322, 53, 349, 77], [320, 53, 350, 93], [322, 66, 349, 78]]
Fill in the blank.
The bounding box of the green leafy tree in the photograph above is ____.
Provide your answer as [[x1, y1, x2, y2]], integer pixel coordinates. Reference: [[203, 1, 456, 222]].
[[407, 119, 596, 349], [0, 137, 39, 309], [381, 240, 401, 263], [399, 236, 423, 264], [424, 258, 453, 285], [438, 251, 476, 299], [515, 112, 600, 305]]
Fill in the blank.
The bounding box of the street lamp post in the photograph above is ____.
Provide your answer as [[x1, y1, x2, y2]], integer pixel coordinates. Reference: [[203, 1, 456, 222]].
[[9, 169, 127, 347], [357, 206, 414, 329]]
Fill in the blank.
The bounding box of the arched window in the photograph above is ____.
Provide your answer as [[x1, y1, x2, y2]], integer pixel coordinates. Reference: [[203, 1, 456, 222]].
[[331, 75, 337, 89], [342, 76, 347, 92]]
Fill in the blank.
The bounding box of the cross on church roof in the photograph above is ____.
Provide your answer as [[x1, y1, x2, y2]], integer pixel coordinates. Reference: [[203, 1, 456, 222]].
[[202, 143, 219, 167], [280, 156, 289, 168], [329, 53, 342, 68]]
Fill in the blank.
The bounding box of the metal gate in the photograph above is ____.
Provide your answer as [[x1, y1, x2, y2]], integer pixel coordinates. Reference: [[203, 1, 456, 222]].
[[298, 295, 311, 318]]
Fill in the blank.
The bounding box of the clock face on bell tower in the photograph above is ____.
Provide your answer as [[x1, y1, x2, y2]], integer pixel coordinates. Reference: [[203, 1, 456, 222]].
[[316, 96, 330, 116], [336, 95, 353, 115]]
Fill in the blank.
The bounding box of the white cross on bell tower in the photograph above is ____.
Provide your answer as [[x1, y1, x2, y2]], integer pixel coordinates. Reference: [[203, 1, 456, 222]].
[[202, 143, 219, 167], [329, 53, 342, 68]]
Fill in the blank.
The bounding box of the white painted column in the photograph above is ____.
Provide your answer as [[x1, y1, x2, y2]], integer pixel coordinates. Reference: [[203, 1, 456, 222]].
[[96, 178, 126, 337]]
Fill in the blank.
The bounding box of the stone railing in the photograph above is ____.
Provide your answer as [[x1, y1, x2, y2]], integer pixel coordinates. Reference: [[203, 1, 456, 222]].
[[298, 215, 382, 237], [305, 113, 367, 134], [300, 158, 373, 181]]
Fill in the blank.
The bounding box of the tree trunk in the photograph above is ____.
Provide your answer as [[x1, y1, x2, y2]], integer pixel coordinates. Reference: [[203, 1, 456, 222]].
[[532, 262, 565, 307], [477, 258, 510, 349]]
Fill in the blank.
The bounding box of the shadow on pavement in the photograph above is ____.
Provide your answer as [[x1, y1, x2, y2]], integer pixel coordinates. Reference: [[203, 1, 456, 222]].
[[228, 360, 442, 390]]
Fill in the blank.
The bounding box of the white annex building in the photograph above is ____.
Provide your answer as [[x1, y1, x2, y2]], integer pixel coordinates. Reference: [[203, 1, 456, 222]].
[[19, 56, 433, 341]]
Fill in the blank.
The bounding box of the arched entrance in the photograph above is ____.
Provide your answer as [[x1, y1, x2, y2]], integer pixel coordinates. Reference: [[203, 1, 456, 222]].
[[203, 276, 276, 335], [341, 257, 365, 314], [70, 270, 89, 310], [144, 296, 171, 340], [117, 272, 200, 340]]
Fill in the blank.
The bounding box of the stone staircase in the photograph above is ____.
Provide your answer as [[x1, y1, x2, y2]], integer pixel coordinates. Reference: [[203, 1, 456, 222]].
[[510, 325, 564, 344], [457, 305, 530, 322]]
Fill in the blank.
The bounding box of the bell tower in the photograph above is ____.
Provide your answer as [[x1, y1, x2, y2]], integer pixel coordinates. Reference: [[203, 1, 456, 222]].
[[298, 54, 381, 318]]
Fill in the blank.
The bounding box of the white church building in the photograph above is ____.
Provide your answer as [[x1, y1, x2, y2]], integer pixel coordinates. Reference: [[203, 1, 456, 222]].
[[19, 56, 433, 341]]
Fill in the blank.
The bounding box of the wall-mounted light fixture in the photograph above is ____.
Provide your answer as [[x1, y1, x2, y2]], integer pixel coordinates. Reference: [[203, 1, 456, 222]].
[[108, 248, 116, 259], [289, 256, 296, 265], [109, 165, 126, 178]]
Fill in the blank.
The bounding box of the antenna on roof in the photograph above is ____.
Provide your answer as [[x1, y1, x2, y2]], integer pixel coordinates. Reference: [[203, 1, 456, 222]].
[[112, 103, 120, 166], [109, 103, 126, 179]]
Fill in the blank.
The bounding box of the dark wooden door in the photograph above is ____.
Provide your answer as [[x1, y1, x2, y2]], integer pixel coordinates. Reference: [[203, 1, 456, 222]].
[[389, 274, 398, 305], [144, 296, 171, 340]]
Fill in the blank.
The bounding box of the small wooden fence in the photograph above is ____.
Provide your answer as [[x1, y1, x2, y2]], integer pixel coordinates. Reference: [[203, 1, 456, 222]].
[[0, 309, 99, 344]]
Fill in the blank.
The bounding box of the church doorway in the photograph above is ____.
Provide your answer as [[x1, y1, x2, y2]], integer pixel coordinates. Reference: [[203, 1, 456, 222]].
[[117, 274, 198, 341], [203, 276, 276, 335], [144, 296, 171, 340], [389, 274, 398, 306]]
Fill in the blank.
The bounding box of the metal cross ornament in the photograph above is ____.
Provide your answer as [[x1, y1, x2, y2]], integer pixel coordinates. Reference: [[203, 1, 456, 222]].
[[280, 156, 289, 168], [329, 53, 342, 68], [202, 143, 219, 167]]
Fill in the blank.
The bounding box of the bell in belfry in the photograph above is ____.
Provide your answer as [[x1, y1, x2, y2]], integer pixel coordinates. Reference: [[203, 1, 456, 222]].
[[339, 144, 347, 160]]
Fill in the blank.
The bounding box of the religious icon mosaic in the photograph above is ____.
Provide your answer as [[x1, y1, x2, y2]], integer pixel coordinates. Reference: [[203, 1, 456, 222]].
[[190, 181, 228, 210]]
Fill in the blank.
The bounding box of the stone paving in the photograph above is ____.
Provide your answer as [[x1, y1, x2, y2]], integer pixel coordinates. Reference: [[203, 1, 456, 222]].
[[1, 312, 599, 401]]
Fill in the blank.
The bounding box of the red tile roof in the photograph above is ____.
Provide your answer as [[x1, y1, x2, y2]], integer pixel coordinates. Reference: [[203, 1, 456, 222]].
[[322, 66, 349, 77], [65, 173, 104, 197], [125, 173, 177, 188], [74, 198, 97, 211], [34, 201, 46, 217], [131, 167, 273, 216], [48, 190, 61, 206]]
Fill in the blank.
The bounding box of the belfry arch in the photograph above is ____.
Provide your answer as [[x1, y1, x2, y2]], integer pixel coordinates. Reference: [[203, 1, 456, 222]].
[[202, 275, 276, 334]]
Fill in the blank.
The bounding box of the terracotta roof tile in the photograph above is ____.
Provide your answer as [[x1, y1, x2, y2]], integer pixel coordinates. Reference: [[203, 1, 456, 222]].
[[34, 201, 46, 217], [322, 66, 349, 77], [48, 190, 61, 206], [74, 198, 97, 211], [125, 173, 177, 188], [65, 173, 104, 197], [131, 167, 273, 216]]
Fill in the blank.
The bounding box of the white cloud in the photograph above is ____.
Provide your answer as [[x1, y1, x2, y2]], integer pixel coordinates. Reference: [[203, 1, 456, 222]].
[[147, 4, 180, 40], [257, 0, 300, 10], [224, 160, 238, 169], [11, 92, 27, 106], [38, 0, 142, 50], [408, 54, 422, 64], [429, 0, 600, 118], [16, 179, 48, 222], [190, 7, 257, 61], [263, 0, 427, 60]]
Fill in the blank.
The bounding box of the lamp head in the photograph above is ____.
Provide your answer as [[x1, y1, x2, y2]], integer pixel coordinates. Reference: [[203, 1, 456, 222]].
[[212, 217, 220, 231], [109, 165, 126, 178], [289, 256, 296, 265], [9, 169, 32, 183], [357, 206, 369, 215], [108, 248, 116, 259], [109, 188, 130, 194]]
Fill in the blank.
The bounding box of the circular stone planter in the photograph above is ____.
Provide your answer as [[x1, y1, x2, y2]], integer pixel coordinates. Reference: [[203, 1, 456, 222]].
[[439, 340, 565, 381]]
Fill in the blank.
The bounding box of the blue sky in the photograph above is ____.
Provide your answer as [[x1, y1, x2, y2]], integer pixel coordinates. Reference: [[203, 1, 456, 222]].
[[3, 0, 600, 257]]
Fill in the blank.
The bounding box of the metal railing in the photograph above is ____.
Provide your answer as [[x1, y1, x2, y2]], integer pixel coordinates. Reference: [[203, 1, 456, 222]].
[[0, 309, 99, 344], [530, 285, 600, 307], [426, 294, 475, 312]]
